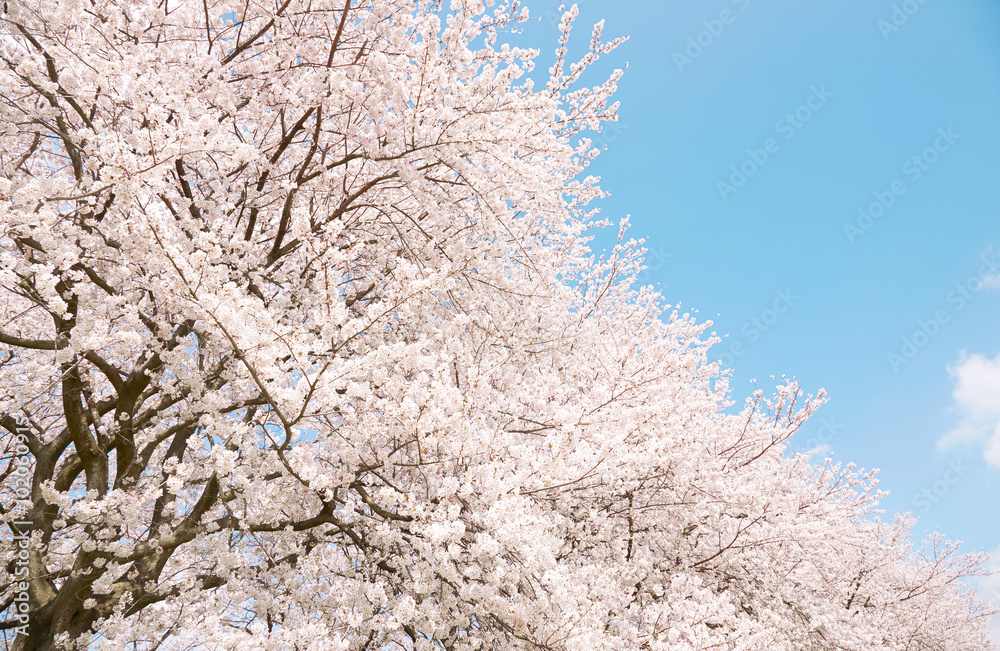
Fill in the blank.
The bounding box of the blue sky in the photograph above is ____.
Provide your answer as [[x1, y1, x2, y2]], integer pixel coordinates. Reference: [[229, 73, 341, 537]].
[[516, 0, 1000, 628]]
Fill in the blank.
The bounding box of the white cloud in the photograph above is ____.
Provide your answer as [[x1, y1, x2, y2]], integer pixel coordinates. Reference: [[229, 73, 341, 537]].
[[939, 352, 1000, 468], [803, 442, 830, 460], [981, 274, 1000, 291]]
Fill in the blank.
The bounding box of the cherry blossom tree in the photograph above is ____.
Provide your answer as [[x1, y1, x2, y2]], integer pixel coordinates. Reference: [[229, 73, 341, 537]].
[[0, 0, 994, 648]]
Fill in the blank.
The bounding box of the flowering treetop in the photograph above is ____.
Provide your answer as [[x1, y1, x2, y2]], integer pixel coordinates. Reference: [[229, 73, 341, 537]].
[[0, 0, 993, 649]]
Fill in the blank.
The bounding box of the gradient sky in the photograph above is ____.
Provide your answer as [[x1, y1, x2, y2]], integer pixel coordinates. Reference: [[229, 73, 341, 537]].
[[514, 0, 1000, 633]]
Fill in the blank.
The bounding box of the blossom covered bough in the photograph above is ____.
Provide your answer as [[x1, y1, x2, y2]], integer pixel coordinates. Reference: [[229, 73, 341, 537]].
[[0, 0, 994, 648]]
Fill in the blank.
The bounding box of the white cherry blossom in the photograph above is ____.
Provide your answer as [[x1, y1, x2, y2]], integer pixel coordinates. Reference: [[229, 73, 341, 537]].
[[0, 0, 993, 649]]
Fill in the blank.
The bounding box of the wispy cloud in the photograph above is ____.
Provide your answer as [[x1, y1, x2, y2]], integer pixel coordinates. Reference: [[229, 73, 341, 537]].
[[939, 352, 1000, 467], [981, 274, 1000, 290], [803, 442, 830, 459]]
